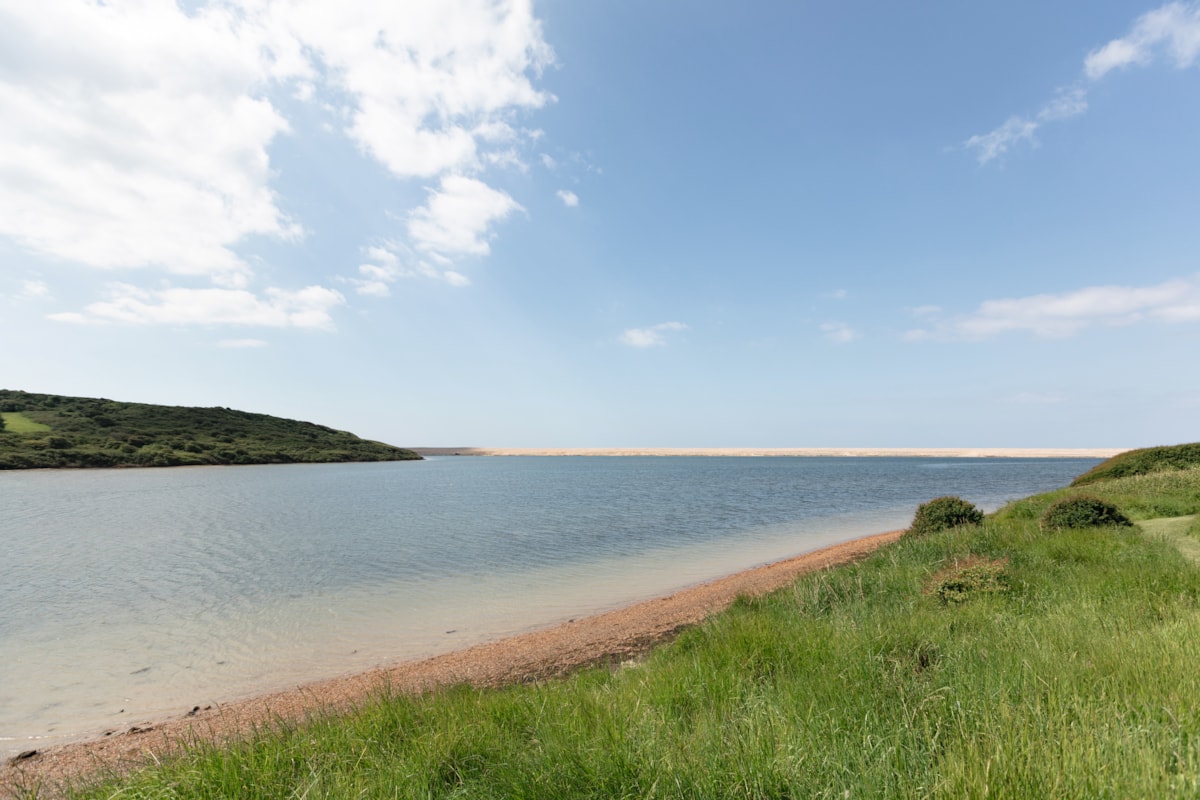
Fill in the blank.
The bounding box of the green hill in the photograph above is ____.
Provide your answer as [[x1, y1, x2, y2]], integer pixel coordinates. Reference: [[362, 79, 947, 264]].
[[1071, 441, 1200, 486], [0, 389, 421, 469]]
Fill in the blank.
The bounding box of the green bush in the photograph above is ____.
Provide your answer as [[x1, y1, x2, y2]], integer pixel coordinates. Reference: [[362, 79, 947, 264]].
[[1040, 495, 1133, 529], [929, 557, 1010, 605], [907, 496, 984, 537]]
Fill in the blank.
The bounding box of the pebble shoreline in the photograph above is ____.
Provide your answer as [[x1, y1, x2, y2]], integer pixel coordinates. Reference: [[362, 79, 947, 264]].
[[2, 529, 904, 797]]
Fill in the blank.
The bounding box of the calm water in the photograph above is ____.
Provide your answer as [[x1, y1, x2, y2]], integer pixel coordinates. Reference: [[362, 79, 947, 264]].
[[0, 456, 1098, 754]]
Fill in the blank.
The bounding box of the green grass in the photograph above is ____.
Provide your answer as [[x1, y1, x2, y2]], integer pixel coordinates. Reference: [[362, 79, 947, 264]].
[[26, 459, 1200, 799], [994, 465, 1200, 523], [0, 412, 51, 434], [0, 389, 420, 469], [1072, 442, 1200, 486], [1140, 516, 1200, 565]]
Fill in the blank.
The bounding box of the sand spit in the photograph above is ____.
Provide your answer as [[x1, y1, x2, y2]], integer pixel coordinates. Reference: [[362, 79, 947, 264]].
[[2, 530, 903, 798], [414, 447, 1124, 458]]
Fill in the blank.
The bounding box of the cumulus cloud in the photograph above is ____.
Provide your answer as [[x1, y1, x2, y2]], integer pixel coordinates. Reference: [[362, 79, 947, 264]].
[[408, 175, 523, 259], [556, 189, 579, 207], [820, 321, 859, 343], [1, 0, 556, 324], [905, 275, 1200, 340], [619, 321, 689, 348], [284, 0, 555, 179], [0, 1, 298, 284], [965, 2, 1200, 164], [50, 284, 346, 330]]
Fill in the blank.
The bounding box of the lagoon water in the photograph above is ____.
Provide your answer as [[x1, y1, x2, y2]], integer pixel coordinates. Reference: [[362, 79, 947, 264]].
[[0, 455, 1098, 755]]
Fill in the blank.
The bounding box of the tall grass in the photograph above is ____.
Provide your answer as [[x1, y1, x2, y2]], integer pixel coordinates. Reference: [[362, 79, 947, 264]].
[[34, 475, 1200, 799]]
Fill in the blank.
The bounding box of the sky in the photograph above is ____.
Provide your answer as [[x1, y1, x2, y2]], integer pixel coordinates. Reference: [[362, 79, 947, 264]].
[[2, 0, 1198, 449]]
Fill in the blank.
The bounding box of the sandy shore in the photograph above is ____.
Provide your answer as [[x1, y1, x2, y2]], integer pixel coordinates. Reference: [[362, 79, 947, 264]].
[[413, 447, 1124, 458], [2, 529, 903, 797]]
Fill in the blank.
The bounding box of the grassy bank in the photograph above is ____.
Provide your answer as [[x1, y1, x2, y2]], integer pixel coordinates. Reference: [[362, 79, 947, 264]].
[[22, 453, 1200, 798]]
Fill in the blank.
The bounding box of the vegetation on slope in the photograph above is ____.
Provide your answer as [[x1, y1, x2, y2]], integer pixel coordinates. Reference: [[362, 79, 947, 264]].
[[0, 389, 420, 469], [1072, 441, 1200, 486], [24, 450, 1200, 798]]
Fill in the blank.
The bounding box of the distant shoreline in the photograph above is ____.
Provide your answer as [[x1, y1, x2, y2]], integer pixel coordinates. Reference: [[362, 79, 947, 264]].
[[412, 447, 1124, 458]]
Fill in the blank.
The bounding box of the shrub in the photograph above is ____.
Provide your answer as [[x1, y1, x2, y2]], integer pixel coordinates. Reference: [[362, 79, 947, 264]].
[[1040, 495, 1132, 529], [927, 557, 1010, 605], [907, 496, 984, 537]]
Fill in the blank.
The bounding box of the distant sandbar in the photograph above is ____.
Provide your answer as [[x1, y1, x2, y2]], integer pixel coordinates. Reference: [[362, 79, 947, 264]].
[[413, 447, 1124, 458]]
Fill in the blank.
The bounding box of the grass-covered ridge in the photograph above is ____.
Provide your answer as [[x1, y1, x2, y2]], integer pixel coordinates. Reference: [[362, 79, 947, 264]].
[[1071, 441, 1200, 486], [27, 454, 1200, 798], [0, 389, 420, 469]]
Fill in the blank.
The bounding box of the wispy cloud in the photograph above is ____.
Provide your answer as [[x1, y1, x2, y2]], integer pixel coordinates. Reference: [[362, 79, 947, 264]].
[[4, 280, 52, 302], [50, 284, 346, 331], [905, 275, 1200, 340], [820, 321, 859, 343], [1006, 392, 1067, 406], [556, 189, 580, 207], [965, 2, 1200, 164], [217, 338, 269, 348], [347, 242, 475, 296], [619, 321, 689, 348], [1085, 1, 1200, 79]]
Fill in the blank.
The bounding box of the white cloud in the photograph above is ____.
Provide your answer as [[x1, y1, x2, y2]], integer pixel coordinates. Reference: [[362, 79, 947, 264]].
[[556, 189, 580, 207], [0, 1, 298, 284], [906, 275, 1200, 339], [347, 240, 483, 295], [820, 321, 859, 344], [408, 175, 523, 259], [1085, 1, 1200, 79], [217, 338, 269, 348], [2, 0, 556, 323], [1007, 392, 1067, 405], [964, 117, 1040, 165], [9, 280, 52, 301], [282, 0, 555, 179], [965, 2, 1200, 165], [619, 321, 689, 348], [964, 93, 1090, 165], [50, 283, 346, 330]]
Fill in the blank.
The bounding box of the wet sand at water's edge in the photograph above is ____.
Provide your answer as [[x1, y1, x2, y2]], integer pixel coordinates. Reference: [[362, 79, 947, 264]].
[[4, 529, 903, 796]]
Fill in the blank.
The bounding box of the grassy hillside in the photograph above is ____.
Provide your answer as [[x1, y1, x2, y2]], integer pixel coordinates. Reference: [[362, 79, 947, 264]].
[[0, 390, 420, 469], [1071, 441, 1200, 486], [32, 448, 1200, 798]]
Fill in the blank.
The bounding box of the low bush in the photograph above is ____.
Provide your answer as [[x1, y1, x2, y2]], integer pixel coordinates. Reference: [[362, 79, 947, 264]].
[[907, 496, 984, 537], [1040, 495, 1132, 529], [927, 557, 1010, 605]]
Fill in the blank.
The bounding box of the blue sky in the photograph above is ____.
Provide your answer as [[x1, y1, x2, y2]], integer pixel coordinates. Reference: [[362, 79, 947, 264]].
[[2, 0, 1198, 448]]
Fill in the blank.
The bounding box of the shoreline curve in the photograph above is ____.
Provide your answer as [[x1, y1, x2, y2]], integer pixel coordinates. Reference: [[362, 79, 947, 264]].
[[4, 528, 904, 796]]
